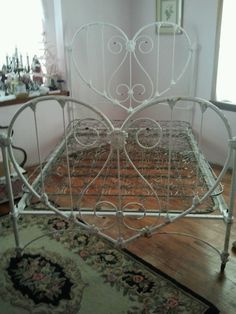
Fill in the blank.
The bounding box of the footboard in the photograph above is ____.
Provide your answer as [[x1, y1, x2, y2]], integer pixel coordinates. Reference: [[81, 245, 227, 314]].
[[3, 95, 233, 247]]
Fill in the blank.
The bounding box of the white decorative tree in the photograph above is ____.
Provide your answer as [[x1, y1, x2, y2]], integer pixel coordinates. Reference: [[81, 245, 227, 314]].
[[38, 31, 62, 89]]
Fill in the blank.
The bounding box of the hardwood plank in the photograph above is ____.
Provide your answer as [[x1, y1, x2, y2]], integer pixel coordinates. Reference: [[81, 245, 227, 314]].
[[0, 165, 235, 313]]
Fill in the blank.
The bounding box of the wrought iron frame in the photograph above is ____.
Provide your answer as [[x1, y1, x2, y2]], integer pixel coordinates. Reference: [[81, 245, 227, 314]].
[[0, 22, 235, 271]]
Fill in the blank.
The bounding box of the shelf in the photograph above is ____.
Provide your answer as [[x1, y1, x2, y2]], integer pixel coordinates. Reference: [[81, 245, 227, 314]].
[[0, 90, 70, 107]]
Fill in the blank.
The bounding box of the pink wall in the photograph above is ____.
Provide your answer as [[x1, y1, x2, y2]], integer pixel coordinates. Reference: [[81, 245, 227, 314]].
[[1, 0, 235, 166]]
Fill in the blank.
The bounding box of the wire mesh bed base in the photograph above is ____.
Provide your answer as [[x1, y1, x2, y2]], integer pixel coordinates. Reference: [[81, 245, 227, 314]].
[[27, 120, 223, 217]]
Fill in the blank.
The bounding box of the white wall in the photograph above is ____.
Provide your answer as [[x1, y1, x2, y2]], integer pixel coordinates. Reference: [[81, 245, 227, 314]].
[[1, 0, 235, 167]]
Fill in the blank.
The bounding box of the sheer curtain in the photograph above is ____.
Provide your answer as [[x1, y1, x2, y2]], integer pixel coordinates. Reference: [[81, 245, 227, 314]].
[[41, 0, 66, 83], [216, 0, 236, 103], [0, 0, 44, 69]]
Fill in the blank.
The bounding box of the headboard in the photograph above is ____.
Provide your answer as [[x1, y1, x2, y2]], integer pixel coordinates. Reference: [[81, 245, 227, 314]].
[[66, 21, 194, 114]]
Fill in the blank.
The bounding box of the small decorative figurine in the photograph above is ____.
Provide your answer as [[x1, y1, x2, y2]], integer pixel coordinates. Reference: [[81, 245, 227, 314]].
[[0, 40, 63, 98], [31, 55, 43, 85]]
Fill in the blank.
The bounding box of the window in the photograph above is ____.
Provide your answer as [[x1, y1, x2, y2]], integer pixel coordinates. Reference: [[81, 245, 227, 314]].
[[0, 0, 44, 76], [215, 0, 236, 105]]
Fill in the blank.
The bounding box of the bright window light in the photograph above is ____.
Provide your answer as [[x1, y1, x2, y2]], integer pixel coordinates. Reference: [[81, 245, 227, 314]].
[[216, 0, 236, 103], [0, 0, 44, 68]]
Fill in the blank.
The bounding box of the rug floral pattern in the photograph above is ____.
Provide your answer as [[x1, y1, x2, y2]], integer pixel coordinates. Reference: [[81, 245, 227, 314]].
[[7, 253, 73, 306], [0, 247, 85, 314], [0, 215, 219, 313]]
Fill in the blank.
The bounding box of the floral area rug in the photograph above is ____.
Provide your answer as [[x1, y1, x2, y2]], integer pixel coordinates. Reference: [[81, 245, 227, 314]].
[[0, 214, 219, 314]]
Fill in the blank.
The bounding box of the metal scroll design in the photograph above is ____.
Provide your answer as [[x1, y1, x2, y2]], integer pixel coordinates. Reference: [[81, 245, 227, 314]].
[[68, 22, 192, 112], [75, 118, 163, 235]]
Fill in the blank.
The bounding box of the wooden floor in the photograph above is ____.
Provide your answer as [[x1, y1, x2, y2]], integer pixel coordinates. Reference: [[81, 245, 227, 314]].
[[0, 165, 236, 313], [127, 166, 236, 314]]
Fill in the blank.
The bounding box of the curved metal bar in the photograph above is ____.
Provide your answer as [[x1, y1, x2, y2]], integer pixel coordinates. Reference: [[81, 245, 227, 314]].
[[69, 22, 130, 111], [132, 22, 192, 101], [79, 200, 117, 232], [22, 223, 91, 251], [76, 147, 114, 212], [132, 38, 154, 103], [73, 118, 109, 148], [122, 202, 148, 231], [70, 22, 129, 49], [123, 145, 162, 212], [7, 96, 114, 207], [124, 117, 163, 150], [152, 231, 222, 256], [122, 96, 233, 219], [107, 49, 129, 109]]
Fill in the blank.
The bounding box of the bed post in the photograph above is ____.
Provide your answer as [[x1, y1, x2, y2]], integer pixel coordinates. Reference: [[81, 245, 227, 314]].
[[0, 129, 22, 257], [221, 137, 236, 271]]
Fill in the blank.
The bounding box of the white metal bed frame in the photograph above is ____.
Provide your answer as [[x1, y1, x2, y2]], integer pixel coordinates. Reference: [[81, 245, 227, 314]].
[[67, 21, 195, 110], [0, 22, 236, 271]]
